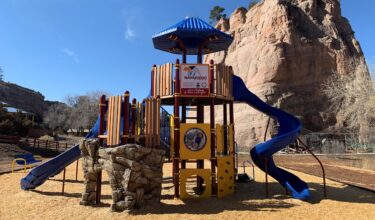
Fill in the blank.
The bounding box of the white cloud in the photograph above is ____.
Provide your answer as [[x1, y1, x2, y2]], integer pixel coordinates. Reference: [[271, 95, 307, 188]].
[[62, 48, 79, 63], [125, 28, 135, 40], [123, 8, 141, 41]]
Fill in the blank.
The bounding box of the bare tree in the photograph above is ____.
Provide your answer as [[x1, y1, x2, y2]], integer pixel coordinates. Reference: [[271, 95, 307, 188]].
[[65, 91, 109, 133], [44, 91, 109, 134], [0, 66, 4, 81], [323, 63, 375, 143], [44, 103, 70, 131]]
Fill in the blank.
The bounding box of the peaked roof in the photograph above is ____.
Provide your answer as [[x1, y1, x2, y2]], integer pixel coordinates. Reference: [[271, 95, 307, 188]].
[[152, 17, 233, 55]]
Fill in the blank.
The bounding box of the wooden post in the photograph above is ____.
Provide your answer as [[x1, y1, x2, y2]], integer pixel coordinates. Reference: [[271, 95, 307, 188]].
[[123, 91, 130, 144], [223, 104, 228, 155], [96, 94, 106, 204], [181, 105, 186, 169], [45, 140, 48, 148], [65, 143, 68, 149], [264, 157, 269, 198], [173, 59, 181, 198], [132, 98, 137, 143], [33, 138, 36, 147], [229, 100, 236, 180], [62, 168, 66, 196], [209, 60, 216, 194], [75, 159, 79, 181], [197, 105, 204, 191], [182, 51, 186, 64], [151, 66, 156, 97]]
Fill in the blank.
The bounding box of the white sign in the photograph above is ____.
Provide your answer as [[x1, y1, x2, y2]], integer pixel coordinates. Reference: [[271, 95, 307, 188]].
[[180, 64, 210, 96]]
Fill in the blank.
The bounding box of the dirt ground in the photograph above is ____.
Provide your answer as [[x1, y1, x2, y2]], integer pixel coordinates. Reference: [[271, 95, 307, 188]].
[[272, 154, 375, 191], [0, 160, 374, 220]]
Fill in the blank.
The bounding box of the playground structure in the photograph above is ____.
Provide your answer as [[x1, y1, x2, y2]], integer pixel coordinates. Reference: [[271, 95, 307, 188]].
[[18, 16, 330, 211], [151, 60, 236, 199]]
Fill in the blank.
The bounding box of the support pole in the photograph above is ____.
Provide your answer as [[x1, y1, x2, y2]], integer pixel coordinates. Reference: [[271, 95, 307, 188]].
[[264, 157, 269, 198], [62, 168, 66, 196], [181, 105, 186, 169], [132, 98, 137, 143], [209, 60, 216, 194], [151, 66, 156, 97], [298, 138, 327, 198], [96, 95, 106, 204], [173, 59, 181, 198], [229, 100, 236, 182], [223, 104, 228, 155], [197, 105, 204, 191], [123, 91, 130, 144], [75, 159, 79, 181]]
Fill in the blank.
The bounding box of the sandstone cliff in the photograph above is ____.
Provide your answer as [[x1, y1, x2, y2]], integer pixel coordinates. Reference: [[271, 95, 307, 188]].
[[205, 0, 370, 150], [0, 81, 51, 118]]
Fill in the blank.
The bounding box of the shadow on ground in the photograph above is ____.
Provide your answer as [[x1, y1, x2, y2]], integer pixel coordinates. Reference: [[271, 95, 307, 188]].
[[27, 175, 375, 215], [129, 180, 375, 215]]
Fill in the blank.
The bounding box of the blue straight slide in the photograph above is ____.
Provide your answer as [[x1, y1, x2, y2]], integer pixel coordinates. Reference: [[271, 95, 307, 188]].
[[20, 119, 100, 190], [232, 75, 310, 200]]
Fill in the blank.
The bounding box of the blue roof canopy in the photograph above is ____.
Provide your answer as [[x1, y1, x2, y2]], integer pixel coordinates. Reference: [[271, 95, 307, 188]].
[[152, 17, 233, 55]]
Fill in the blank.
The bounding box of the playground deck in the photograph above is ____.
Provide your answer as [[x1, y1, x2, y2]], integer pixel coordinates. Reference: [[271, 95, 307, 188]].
[[0, 160, 374, 220]]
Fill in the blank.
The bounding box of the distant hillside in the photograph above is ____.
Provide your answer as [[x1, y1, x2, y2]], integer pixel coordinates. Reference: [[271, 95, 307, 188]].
[[0, 81, 58, 119]]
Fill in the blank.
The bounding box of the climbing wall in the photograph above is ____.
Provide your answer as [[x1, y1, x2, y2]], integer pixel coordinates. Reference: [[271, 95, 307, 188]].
[[217, 156, 234, 199]]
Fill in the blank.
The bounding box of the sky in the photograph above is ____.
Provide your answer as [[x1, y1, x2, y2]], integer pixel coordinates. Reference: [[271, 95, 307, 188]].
[[0, 0, 374, 102]]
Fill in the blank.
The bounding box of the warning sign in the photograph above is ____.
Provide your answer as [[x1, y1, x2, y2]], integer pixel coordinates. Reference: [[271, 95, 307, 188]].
[[180, 64, 210, 96]]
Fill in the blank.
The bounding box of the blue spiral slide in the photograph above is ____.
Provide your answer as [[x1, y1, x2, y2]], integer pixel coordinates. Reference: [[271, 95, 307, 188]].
[[20, 119, 100, 190], [232, 75, 310, 200]]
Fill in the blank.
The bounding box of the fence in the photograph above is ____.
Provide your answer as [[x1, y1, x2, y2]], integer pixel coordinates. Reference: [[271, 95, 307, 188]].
[[299, 132, 375, 154], [21, 137, 72, 151], [0, 135, 20, 144]]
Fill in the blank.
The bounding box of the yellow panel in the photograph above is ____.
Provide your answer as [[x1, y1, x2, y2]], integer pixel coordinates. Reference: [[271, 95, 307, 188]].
[[217, 156, 234, 199], [180, 123, 211, 160], [216, 124, 224, 154], [180, 169, 212, 199], [228, 124, 235, 155]]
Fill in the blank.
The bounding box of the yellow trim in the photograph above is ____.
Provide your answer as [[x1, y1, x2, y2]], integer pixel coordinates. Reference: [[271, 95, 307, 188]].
[[180, 169, 212, 199], [180, 123, 211, 160], [217, 156, 235, 198], [12, 159, 28, 173], [12, 155, 43, 173]]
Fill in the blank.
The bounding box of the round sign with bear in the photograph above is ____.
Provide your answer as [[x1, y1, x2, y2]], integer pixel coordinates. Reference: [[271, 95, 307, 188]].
[[183, 128, 207, 151]]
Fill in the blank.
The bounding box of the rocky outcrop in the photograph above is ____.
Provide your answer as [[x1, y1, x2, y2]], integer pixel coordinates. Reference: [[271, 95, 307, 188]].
[[79, 139, 165, 212], [0, 81, 51, 118], [205, 0, 370, 150]]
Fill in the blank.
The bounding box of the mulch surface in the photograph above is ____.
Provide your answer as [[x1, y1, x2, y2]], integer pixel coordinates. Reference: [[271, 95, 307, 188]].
[[237, 154, 375, 191]]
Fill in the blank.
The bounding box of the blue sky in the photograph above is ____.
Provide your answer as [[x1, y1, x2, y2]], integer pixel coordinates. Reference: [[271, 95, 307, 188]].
[[0, 0, 374, 102]]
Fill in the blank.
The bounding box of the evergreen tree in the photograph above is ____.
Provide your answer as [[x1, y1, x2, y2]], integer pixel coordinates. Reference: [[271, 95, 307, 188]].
[[209, 6, 226, 24]]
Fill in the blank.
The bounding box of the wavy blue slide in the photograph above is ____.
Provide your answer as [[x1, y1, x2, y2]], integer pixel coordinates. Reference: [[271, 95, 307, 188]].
[[232, 75, 310, 200], [20, 119, 100, 190]]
